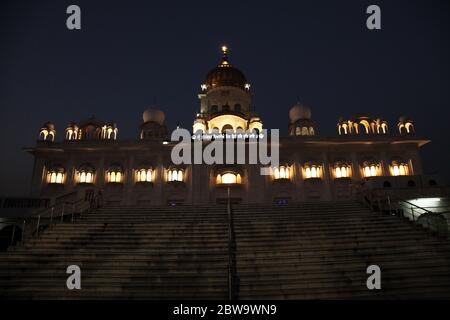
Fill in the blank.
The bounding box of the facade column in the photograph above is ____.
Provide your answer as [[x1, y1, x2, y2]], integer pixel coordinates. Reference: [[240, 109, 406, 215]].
[[124, 154, 134, 205], [30, 157, 46, 197], [321, 150, 332, 201], [295, 150, 304, 202], [155, 153, 164, 206], [65, 153, 75, 195], [97, 154, 105, 189]]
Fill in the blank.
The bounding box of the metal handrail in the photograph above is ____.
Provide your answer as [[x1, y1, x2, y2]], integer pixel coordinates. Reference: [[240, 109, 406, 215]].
[[3, 194, 94, 249], [350, 184, 448, 236], [392, 196, 433, 214]]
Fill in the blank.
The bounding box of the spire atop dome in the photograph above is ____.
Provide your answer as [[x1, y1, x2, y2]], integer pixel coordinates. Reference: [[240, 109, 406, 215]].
[[219, 45, 230, 67]]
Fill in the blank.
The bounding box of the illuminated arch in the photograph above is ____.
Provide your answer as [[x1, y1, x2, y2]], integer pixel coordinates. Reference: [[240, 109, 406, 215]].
[[207, 114, 248, 133], [303, 163, 323, 179], [136, 168, 154, 183], [167, 168, 184, 182], [216, 172, 242, 185]]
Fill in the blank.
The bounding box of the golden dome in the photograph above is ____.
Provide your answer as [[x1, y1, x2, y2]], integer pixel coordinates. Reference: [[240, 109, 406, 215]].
[[204, 46, 247, 90]]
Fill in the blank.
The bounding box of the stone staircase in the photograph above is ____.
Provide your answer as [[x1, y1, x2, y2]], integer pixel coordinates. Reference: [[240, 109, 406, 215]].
[[1, 201, 449, 299], [0, 205, 229, 299], [232, 202, 450, 299]]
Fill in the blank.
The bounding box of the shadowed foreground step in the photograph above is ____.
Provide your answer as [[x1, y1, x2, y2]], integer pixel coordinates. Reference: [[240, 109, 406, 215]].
[[0, 201, 449, 299]]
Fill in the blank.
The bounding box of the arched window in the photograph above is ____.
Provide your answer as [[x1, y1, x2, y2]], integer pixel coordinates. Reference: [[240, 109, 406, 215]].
[[295, 127, 301, 136], [216, 172, 242, 185], [40, 130, 48, 140], [167, 169, 184, 182], [211, 127, 220, 134], [234, 104, 242, 113], [66, 129, 73, 140], [273, 166, 292, 180], [362, 162, 380, 177], [309, 127, 315, 135], [334, 164, 352, 178], [47, 168, 65, 184], [106, 168, 123, 183], [235, 127, 244, 135], [39, 129, 55, 141], [210, 105, 218, 113], [222, 124, 234, 134], [342, 123, 348, 135], [390, 162, 409, 176], [136, 168, 154, 182], [301, 127, 309, 136], [359, 120, 370, 134], [77, 168, 94, 184], [303, 164, 322, 179], [405, 122, 414, 133]]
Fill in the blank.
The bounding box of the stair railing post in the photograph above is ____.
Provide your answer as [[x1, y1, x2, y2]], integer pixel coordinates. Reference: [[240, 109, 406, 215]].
[[10, 224, 16, 247], [21, 220, 25, 243], [387, 195, 392, 215], [60, 203, 65, 223], [36, 215, 41, 238]]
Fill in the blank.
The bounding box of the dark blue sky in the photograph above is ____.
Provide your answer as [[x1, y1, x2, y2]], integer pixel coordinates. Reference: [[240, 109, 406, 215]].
[[1, 0, 449, 196]]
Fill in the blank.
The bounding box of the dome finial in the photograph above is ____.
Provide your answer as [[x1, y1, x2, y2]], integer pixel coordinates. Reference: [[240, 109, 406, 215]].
[[220, 45, 230, 66]]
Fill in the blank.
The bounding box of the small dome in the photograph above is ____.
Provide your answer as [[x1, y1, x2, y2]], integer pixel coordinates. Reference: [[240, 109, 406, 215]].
[[399, 116, 411, 123], [143, 109, 165, 125], [42, 122, 55, 130], [289, 104, 311, 122]]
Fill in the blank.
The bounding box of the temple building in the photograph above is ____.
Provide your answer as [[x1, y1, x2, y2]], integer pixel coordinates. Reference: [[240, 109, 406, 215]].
[[27, 47, 444, 206]]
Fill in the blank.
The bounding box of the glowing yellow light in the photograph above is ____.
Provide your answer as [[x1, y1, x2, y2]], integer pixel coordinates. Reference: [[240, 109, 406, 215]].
[[168, 169, 183, 182], [305, 166, 321, 179], [391, 164, 408, 176], [335, 166, 351, 178], [137, 169, 152, 182], [393, 165, 400, 176], [221, 45, 227, 53], [216, 172, 242, 185], [363, 164, 380, 177], [305, 167, 311, 179], [222, 173, 237, 184], [274, 168, 280, 179]]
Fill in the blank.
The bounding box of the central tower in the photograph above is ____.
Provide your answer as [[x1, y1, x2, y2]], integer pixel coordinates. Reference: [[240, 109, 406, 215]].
[[193, 46, 263, 134]]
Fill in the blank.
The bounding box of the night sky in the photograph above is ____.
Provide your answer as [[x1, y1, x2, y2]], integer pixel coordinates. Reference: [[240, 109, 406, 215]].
[[1, 0, 449, 197]]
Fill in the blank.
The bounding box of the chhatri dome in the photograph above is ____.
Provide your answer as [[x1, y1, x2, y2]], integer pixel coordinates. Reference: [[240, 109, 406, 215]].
[[204, 46, 248, 90], [289, 103, 311, 123], [143, 108, 165, 125]]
